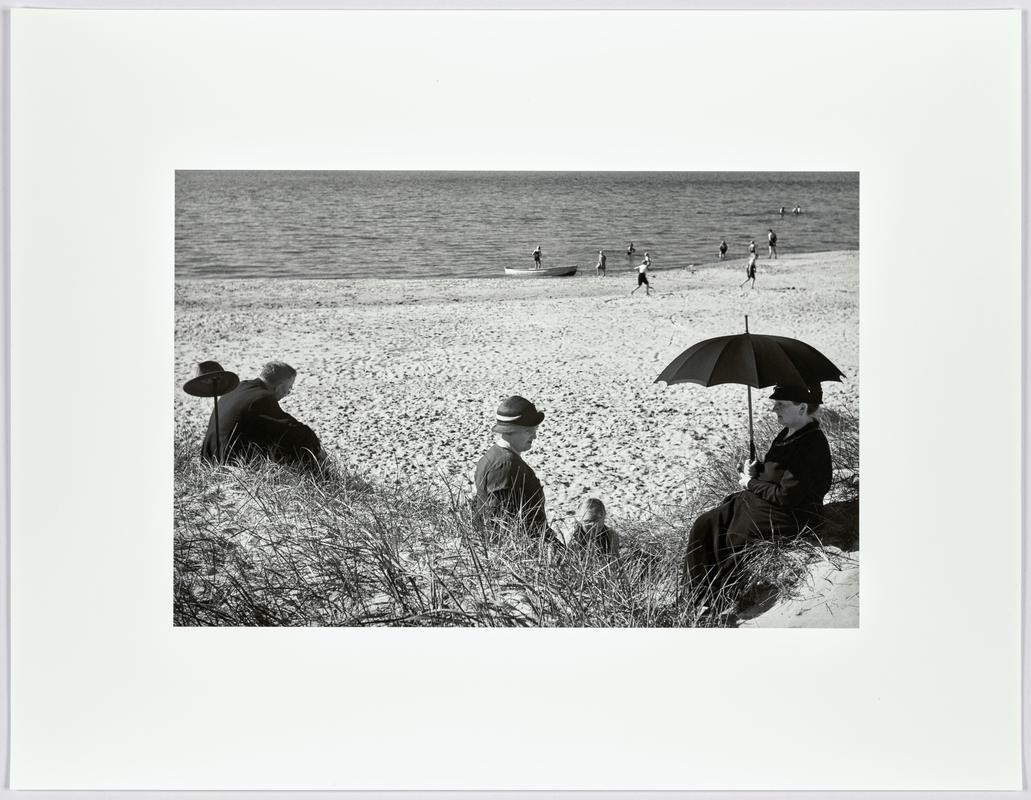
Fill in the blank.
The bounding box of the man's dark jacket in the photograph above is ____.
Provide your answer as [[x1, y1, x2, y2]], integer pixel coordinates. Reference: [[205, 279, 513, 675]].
[[473, 444, 549, 537], [201, 379, 321, 467]]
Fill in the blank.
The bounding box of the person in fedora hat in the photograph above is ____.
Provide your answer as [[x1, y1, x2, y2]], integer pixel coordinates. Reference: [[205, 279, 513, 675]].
[[473, 395, 559, 544], [200, 360, 325, 470], [682, 383, 832, 616]]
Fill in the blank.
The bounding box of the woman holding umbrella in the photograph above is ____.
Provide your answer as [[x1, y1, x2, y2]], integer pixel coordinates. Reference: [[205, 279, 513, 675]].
[[683, 383, 832, 613]]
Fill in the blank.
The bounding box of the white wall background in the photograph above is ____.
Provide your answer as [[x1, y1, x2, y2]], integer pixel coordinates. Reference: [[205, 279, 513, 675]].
[[8, 8, 1022, 791]]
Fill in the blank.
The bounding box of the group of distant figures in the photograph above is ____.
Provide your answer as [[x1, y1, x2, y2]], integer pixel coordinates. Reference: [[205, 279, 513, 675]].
[[533, 241, 653, 295], [190, 359, 832, 621], [535, 215, 793, 297], [719, 228, 779, 289]]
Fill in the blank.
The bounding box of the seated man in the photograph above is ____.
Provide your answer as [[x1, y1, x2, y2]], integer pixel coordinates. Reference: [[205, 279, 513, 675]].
[[473, 395, 559, 544], [201, 360, 325, 469], [683, 384, 832, 610]]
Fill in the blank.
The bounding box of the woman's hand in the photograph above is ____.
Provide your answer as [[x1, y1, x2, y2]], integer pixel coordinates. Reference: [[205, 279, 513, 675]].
[[738, 459, 760, 488]]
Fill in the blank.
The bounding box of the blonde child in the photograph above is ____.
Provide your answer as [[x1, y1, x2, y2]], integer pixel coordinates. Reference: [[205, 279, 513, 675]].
[[569, 498, 619, 557]]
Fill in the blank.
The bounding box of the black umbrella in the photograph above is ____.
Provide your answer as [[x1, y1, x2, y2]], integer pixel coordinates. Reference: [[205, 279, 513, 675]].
[[654, 316, 844, 460], [183, 361, 240, 463]]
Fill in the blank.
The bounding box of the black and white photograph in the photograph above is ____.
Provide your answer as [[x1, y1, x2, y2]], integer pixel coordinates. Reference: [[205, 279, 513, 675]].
[[174, 170, 860, 627], [9, 7, 1023, 792]]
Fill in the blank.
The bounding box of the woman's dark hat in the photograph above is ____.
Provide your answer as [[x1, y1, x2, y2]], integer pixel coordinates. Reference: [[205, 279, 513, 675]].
[[769, 384, 823, 405], [183, 361, 240, 398], [492, 395, 545, 433]]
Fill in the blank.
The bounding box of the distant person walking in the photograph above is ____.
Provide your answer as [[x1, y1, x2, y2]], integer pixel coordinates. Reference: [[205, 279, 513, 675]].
[[627, 241, 636, 257], [748, 239, 756, 255], [740, 252, 758, 289], [780, 206, 785, 217], [792, 205, 801, 215], [718, 239, 728, 260], [596, 249, 607, 277], [631, 252, 653, 296], [532, 245, 542, 269], [767, 228, 778, 259]]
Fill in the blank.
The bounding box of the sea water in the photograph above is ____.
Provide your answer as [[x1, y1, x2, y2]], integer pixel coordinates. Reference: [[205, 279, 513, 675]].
[[175, 171, 858, 280]]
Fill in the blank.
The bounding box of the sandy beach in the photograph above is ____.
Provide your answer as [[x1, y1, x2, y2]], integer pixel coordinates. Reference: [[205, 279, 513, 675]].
[[175, 250, 858, 529]]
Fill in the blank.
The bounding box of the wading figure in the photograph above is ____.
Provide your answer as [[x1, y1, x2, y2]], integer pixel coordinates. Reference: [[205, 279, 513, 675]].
[[767, 228, 778, 259], [718, 239, 728, 260], [532, 245, 542, 269]]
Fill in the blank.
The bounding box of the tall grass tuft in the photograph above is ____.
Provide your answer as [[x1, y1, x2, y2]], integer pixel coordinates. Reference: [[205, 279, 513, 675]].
[[174, 407, 859, 627]]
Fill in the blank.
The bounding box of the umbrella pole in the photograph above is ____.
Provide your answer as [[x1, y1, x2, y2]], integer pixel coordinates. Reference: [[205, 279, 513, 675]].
[[744, 315, 756, 460], [213, 393, 221, 464], [747, 384, 756, 461]]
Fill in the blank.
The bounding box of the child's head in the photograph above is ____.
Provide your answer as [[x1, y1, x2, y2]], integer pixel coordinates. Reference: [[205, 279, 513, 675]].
[[575, 497, 607, 526]]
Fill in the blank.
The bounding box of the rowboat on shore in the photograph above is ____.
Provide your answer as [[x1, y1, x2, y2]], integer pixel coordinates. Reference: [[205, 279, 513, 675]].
[[504, 265, 578, 278]]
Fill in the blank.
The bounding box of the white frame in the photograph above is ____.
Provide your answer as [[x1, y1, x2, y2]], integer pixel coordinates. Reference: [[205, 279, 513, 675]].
[[2, 1, 1026, 796]]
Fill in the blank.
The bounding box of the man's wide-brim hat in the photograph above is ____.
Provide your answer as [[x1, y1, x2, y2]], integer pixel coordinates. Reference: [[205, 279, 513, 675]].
[[769, 383, 823, 405], [183, 360, 240, 398], [492, 395, 545, 433]]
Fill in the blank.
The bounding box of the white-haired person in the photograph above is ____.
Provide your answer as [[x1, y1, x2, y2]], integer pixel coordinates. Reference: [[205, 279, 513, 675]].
[[682, 384, 832, 612], [201, 360, 325, 469], [473, 395, 560, 545], [741, 252, 758, 289]]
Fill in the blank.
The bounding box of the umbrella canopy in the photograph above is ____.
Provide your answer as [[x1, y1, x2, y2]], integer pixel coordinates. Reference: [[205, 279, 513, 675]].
[[654, 332, 844, 389], [655, 318, 845, 460], [183, 360, 241, 464], [183, 361, 240, 398]]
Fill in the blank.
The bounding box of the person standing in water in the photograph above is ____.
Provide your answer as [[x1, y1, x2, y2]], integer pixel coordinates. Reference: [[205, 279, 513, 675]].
[[718, 239, 728, 260], [748, 239, 757, 256], [532, 245, 542, 269], [627, 241, 635, 257], [596, 250, 607, 277], [767, 228, 778, 259], [780, 206, 785, 217]]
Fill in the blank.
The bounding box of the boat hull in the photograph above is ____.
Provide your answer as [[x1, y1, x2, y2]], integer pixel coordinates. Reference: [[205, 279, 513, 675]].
[[504, 266, 578, 278]]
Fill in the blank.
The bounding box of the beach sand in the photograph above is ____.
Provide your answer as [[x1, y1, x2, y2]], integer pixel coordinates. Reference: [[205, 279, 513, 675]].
[[177, 250, 859, 626], [738, 549, 860, 628], [176, 250, 859, 523]]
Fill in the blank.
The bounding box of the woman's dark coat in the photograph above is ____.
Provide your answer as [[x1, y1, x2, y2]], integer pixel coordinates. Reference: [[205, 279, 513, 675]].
[[684, 420, 832, 595], [729, 420, 832, 538]]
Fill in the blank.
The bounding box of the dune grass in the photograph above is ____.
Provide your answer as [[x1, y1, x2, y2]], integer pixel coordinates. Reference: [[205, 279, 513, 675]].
[[174, 409, 859, 627]]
